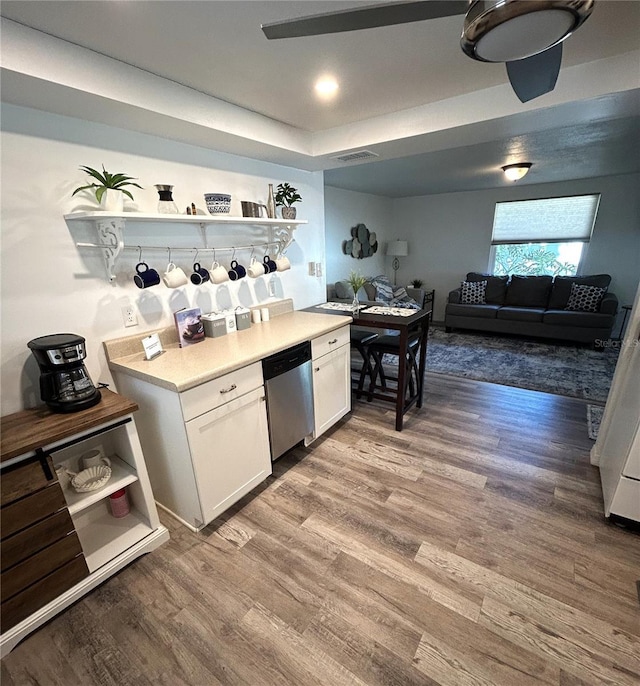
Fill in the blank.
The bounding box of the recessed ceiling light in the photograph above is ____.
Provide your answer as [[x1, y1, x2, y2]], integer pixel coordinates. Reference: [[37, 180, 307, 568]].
[[315, 77, 339, 99]]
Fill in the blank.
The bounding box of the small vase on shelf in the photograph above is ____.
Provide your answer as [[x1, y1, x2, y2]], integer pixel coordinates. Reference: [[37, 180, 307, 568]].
[[266, 183, 276, 219], [155, 185, 179, 214], [101, 189, 124, 213]]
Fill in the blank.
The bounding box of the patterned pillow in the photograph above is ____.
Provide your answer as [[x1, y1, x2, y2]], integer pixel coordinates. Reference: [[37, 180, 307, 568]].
[[565, 283, 607, 312], [460, 280, 487, 304], [370, 275, 395, 303]]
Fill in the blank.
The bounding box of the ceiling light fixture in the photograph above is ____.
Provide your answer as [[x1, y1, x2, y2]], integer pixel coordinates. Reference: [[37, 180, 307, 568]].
[[315, 77, 339, 99], [461, 0, 594, 63], [502, 163, 532, 181]]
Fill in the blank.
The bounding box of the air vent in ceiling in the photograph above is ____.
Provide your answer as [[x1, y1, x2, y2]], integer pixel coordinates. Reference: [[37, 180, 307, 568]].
[[331, 150, 380, 163]]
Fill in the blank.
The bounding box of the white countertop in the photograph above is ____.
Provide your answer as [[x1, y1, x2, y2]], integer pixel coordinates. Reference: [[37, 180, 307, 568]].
[[104, 310, 352, 393]]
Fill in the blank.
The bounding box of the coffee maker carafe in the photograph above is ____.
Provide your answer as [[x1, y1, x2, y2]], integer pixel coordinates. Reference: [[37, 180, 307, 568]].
[[28, 333, 101, 413]]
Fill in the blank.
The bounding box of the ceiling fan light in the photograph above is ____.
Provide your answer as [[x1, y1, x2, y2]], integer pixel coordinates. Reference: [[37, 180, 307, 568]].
[[502, 163, 532, 181], [462, 0, 594, 63]]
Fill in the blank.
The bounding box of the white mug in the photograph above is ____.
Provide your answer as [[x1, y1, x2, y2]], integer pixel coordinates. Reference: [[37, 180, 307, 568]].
[[248, 257, 265, 278], [275, 255, 291, 272], [210, 261, 229, 284], [81, 448, 111, 470], [55, 464, 71, 490], [163, 262, 188, 288]]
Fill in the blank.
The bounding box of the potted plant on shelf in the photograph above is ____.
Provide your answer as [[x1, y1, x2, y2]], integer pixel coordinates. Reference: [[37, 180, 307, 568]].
[[274, 182, 302, 219], [72, 165, 143, 212], [347, 271, 368, 313], [410, 278, 424, 288]]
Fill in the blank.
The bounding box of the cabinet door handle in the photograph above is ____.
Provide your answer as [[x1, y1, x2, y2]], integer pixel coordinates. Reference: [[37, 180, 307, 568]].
[[328, 338, 338, 344], [315, 367, 320, 372], [220, 384, 237, 394]]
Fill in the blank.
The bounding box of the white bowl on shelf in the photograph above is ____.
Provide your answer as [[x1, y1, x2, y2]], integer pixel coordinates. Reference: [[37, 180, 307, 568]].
[[71, 465, 112, 493]]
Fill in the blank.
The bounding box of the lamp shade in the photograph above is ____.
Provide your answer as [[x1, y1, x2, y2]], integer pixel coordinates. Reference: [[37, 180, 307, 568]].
[[386, 240, 408, 257]]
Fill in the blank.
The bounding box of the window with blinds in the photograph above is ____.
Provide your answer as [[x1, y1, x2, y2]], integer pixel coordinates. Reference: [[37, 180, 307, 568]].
[[489, 194, 600, 277]]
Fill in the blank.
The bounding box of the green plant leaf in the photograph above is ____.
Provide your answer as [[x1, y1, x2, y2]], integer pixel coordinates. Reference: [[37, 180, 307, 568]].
[[72, 183, 98, 196], [95, 186, 107, 203]]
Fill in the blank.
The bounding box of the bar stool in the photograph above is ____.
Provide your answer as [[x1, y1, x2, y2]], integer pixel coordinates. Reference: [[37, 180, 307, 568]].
[[367, 332, 421, 403], [350, 329, 379, 399]]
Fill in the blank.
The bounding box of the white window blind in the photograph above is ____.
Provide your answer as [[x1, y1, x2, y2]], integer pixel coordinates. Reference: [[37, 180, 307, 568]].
[[491, 194, 600, 244]]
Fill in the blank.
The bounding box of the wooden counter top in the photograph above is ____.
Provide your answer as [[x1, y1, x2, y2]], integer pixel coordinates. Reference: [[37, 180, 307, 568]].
[[1, 389, 138, 463]]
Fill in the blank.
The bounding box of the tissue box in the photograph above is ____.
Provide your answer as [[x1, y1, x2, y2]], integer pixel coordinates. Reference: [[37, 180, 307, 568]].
[[202, 313, 227, 338], [235, 307, 251, 331], [223, 310, 237, 334]]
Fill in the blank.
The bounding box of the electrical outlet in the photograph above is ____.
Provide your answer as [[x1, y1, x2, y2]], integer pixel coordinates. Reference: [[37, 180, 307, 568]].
[[308, 261, 316, 276], [268, 279, 276, 297], [315, 262, 323, 277], [122, 305, 138, 327]]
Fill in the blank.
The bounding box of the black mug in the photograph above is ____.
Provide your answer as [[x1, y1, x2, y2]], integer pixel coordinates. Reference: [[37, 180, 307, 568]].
[[134, 262, 161, 289], [190, 262, 210, 285], [228, 260, 246, 281], [263, 255, 277, 274]]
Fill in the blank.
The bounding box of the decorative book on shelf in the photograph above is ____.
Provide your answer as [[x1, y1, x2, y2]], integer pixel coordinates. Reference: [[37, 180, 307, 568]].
[[174, 307, 205, 347]]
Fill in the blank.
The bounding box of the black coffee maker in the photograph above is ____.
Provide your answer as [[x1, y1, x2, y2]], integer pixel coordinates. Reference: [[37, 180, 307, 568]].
[[28, 333, 102, 413]]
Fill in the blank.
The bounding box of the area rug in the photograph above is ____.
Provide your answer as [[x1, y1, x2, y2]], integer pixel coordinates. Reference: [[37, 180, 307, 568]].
[[587, 405, 604, 440], [394, 328, 619, 402]]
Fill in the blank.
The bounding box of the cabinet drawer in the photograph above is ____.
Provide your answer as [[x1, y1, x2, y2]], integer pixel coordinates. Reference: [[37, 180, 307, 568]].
[[1, 483, 67, 540], [312, 325, 350, 360], [181, 362, 264, 421], [1, 555, 89, 633], [1, 509, 75, 572], [1, 532, 84, 603], [1, 454, 56, 506]]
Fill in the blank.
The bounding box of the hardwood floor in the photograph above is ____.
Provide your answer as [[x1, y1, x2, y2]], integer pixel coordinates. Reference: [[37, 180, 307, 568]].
[[3, 374, 639, 686]]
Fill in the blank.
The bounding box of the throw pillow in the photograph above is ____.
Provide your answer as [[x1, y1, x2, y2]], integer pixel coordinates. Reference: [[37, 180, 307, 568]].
[[370, 275, 395, 303], [334, 280, 354, 299], [548, 274, 611, 310], [460, 280, 487, 304], [565, 283, 607, 312], [466, 273, 509, 305], [505, 275, 553, 308], [391, 286, 420, 309]]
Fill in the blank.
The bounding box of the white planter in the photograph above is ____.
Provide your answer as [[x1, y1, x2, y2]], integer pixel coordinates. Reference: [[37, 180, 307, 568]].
[[101, 189, 124, 212]]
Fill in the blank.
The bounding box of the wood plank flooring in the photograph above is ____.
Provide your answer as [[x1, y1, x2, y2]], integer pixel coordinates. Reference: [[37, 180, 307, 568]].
[[3, 373, 640, 686]]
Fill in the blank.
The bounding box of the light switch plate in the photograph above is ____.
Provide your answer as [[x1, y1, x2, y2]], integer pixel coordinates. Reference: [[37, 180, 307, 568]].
[[308, 261, 316, 276]]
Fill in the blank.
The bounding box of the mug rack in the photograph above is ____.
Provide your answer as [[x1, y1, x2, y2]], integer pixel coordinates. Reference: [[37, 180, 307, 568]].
[[64, 211, 307, 282]]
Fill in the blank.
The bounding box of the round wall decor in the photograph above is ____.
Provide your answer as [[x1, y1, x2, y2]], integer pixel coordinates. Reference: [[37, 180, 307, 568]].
[[342, 223, 378, 259]]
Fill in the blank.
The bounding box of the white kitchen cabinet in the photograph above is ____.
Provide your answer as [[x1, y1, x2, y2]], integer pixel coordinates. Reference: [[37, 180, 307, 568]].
[[309, 325, 351, 441], [113, 362, 272, 531], [186, 387, 271, 524]]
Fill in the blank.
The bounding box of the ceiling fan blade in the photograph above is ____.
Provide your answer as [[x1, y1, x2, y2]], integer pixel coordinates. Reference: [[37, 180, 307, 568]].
[[506, 43, 563, 103], [262, 1, 468, 40]]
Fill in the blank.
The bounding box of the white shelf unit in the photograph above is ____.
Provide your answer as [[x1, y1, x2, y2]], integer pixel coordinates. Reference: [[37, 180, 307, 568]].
[[73, 499, 154, 573], [64, 454, 138, 516], [64, 211, 307, 281]]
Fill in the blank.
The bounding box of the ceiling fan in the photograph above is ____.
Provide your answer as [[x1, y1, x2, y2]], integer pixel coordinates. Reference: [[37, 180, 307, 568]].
[[262, 0, 594, 103]]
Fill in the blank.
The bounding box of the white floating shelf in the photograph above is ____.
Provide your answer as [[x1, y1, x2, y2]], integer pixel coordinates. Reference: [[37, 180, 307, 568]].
[[65, 212, 306, 281]]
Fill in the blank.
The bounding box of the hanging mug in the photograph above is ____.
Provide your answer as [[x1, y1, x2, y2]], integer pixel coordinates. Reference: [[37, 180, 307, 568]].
[[275, 255, 291, 272], [248, 257, 265, 278], [210, 261, 230, 284], [263, 255, 277, 274], [163, 262, 188, 288], [134, 262, 161, 288], [190, 262, 210, 285], [228, 260, 246, 281]]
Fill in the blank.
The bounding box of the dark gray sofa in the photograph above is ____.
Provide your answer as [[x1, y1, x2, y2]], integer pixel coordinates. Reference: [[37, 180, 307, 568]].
[[445, 273, 618, 345]]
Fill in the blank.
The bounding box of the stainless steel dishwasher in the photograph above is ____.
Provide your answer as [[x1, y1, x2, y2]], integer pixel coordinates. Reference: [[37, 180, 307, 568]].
[[262, 341, 314, 461]]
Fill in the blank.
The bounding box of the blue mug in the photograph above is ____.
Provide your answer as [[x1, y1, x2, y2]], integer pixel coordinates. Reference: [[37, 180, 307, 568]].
[[190, 262, 210, 285], [134, 262, 161, 289], [263, 255, 277, 274], [228, 260, 246, 281]]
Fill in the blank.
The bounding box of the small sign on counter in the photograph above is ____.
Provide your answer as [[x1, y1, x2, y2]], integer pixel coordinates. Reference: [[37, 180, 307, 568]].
[[142, 333, 164, 360]]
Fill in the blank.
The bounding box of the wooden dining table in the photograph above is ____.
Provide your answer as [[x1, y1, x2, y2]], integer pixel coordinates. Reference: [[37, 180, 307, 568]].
[[305, 304, 432, 431]]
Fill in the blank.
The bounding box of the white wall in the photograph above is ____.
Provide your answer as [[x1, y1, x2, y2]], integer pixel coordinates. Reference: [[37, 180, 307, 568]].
[[324, 186, 394, 286], [1, 104, 326, 414], [390, 174, 640, 322]]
